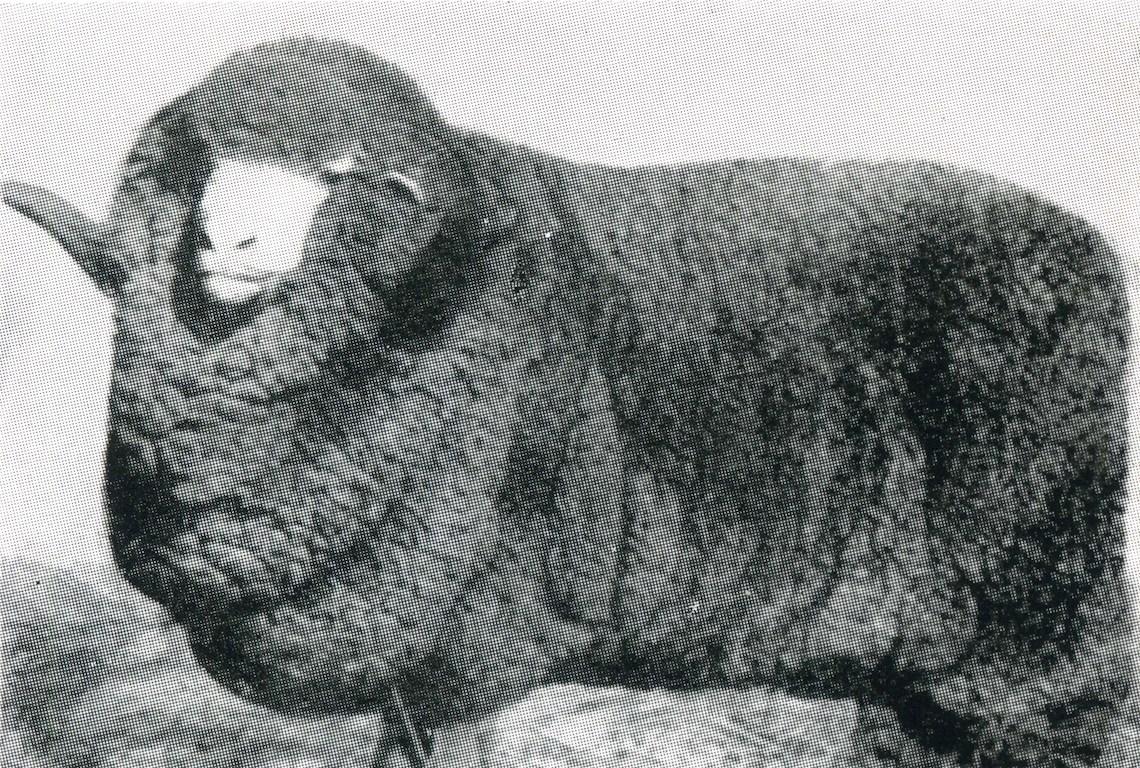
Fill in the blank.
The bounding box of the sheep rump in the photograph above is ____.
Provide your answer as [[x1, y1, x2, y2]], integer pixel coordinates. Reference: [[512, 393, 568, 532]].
[[5, 38, 1132, 767]]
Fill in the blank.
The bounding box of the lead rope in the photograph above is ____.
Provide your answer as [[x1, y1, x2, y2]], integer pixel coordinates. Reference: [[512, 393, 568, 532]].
[[372, 685, 433, 768]]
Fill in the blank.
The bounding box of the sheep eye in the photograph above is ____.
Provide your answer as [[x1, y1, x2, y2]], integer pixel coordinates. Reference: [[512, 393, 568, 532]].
[[196, 225, 212, 250], [236, 236, 256, 250]]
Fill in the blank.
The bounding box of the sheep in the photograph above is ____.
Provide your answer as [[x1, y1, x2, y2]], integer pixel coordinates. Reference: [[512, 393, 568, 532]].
[[3, 36, 1133, 767]]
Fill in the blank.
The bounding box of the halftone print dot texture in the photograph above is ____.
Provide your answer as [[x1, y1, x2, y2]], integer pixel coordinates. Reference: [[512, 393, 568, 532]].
[[2, 5, 1138, 768]]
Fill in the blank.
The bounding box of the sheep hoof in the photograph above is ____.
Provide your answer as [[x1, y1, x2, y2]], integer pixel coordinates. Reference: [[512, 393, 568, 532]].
[[852, 700, 964, 768]]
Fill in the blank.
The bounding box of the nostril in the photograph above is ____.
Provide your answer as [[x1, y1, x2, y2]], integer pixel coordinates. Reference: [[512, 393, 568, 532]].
[[236, 236, 257, 250]]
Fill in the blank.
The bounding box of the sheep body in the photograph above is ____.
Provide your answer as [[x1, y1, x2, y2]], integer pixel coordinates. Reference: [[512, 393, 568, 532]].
[[6, 38, 1132, 767]]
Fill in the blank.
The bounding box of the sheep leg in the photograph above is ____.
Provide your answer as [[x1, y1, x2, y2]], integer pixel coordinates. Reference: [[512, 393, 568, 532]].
[[852, 693, 968, 768], [852, 606, 1131, 768], [927, 628, 1132, 768]]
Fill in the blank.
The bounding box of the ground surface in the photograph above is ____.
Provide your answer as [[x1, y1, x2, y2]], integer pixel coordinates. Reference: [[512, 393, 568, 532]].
[[2, 560, 1137, 768]]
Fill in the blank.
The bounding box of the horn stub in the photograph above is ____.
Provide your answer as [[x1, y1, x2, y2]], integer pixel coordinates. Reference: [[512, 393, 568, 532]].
[[3, 180, 119, 295]]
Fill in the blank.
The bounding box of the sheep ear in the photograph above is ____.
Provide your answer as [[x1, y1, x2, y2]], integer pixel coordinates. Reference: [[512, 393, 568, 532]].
[[380, 169, 425, 207], [2, 180, 120, 297]]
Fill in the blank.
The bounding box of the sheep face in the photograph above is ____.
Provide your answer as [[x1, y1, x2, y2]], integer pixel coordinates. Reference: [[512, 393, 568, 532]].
[[193, 155, 430, 305], [193, 158, 332, 304]]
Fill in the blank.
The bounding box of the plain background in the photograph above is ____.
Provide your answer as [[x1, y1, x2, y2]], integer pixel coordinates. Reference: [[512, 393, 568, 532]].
[[1, 1, 1138, 569]]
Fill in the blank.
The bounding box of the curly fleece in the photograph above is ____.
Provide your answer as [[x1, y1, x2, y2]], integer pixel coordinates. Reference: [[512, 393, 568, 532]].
[[25, 38, 1133, 766]]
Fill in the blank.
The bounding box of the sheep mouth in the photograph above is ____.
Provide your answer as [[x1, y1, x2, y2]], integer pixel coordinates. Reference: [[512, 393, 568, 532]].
[[199, 268, 274, 304]]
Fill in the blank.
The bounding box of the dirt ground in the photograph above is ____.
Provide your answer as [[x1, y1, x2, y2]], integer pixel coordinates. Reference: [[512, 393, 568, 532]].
[[3, 560, 1136, 768]]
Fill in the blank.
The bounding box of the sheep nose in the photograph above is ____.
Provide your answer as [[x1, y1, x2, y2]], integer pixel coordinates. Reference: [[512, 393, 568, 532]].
[[197, 239, 260, 271]]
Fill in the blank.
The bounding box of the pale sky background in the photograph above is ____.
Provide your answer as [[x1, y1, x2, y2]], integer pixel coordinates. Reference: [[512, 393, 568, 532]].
[[1, 1, 1139, 568]]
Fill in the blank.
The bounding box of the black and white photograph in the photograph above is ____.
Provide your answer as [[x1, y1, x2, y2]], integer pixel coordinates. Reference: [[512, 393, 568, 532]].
[[2, 3, 1138, 766]]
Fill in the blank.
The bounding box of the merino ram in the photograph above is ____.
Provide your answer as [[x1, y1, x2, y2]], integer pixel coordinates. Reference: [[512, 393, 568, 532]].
[[4, 38, 1133, 768]]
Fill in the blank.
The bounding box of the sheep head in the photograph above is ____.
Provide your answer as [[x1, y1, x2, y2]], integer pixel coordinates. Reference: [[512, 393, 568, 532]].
[[4, 38, 512, 714]]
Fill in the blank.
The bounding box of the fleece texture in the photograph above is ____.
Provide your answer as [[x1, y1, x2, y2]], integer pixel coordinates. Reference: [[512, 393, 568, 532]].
[[18, 38, 1132, 767]]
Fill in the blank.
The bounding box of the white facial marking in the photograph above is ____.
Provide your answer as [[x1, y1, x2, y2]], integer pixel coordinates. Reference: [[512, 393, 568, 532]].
[[196, 158, 330, 304]]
